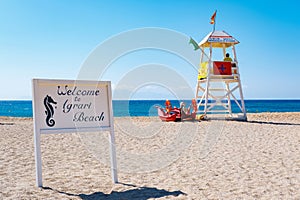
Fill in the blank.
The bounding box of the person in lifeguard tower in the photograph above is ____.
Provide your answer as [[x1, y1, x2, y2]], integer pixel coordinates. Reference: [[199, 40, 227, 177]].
[[224, 53, 233, 62], [165, 99, 172, 113]]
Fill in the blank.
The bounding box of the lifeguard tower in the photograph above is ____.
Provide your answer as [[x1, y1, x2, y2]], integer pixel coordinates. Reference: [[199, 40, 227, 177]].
[[195, 30, 247, 121]]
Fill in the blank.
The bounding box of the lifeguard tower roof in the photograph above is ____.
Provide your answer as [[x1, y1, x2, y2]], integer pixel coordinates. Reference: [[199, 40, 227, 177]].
[[199, 30, 239, 48]]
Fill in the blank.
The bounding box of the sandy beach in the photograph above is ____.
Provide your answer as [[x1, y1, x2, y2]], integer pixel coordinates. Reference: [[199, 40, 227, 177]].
[[1, 113, 300, 199]]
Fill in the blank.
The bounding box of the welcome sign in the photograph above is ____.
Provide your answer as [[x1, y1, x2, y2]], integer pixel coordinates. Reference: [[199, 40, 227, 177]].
[[33, 79, 111, 132], [32, 79, 117, 187]]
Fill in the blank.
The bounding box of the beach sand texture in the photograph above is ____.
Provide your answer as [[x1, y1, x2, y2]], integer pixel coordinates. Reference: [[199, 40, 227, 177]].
[[1, 113, 300, 199]]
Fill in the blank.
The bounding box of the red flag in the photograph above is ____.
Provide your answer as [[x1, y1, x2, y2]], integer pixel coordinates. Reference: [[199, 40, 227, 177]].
[[210, 11, 217, 24]]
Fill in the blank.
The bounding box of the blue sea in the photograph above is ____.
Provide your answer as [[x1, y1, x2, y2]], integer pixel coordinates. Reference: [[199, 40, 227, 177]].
[[0, 100, 300, 117]]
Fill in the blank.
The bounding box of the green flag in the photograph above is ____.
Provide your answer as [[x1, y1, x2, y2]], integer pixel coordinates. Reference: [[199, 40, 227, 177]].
[[189, 37, 199, 50]]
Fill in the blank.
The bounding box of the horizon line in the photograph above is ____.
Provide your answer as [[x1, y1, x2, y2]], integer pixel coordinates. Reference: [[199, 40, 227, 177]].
[[1, 98, 300, 101]]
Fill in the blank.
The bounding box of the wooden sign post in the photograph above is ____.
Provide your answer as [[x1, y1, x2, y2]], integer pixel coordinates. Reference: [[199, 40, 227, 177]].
[[32, 79, 118, 187]]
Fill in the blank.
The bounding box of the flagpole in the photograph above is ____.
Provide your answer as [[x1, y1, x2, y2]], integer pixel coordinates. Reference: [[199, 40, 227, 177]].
[[213, 10, 217, 32]]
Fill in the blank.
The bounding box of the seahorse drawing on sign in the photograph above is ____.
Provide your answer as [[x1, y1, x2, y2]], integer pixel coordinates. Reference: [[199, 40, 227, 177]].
[[44, 95, 57, 127]]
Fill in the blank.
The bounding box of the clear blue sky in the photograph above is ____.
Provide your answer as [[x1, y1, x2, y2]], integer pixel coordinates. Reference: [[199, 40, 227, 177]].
[[0, 0, 299, 99]]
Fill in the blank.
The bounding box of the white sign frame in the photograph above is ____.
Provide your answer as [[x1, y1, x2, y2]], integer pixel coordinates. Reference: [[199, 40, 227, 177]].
[[32, 79, 118, 187]]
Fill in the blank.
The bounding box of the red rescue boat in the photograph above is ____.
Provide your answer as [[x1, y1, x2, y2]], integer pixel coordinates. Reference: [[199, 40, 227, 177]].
[[156, 106, 177, 122], [156, 99, 198, 122]]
